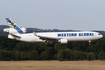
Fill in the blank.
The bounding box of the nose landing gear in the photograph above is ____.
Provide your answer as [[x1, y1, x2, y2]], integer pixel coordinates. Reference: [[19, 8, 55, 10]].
[[89, 40, 91, 45]]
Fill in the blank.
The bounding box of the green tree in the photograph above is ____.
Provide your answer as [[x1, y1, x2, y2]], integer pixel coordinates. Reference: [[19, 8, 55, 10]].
[[14, 51, 20, 60], [72, 50, 83, 60], [28, 50, 39, 60], [86, 52, 95, 60], [0, 50, 11, 61], [40, 51, 48, 60], [57, 48, 71, 60], [98, 51, 105, 60], [15, 42, 32, 51], [20, 51, 28, 60]]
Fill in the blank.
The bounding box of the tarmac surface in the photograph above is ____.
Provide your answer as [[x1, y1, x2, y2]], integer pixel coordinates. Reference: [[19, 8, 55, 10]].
[[0, 60, 105, 70]]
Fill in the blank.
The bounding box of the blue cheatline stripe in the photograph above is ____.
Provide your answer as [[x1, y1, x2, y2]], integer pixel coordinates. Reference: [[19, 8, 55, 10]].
[[14, 26, 24, 34]]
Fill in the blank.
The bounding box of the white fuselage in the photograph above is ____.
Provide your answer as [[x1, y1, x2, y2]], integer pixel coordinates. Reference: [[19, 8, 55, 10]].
[[8, 31, 103, 43], [5, 18, 103, 43]]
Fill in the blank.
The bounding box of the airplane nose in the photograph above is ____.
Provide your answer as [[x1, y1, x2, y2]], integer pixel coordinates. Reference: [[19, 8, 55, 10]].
[[100, 34, 103, 38]]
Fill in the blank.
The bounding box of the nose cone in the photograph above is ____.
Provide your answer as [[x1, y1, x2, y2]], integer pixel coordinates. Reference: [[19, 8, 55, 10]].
[[100, 34, 103, 39], [101, 34, 103, 38]]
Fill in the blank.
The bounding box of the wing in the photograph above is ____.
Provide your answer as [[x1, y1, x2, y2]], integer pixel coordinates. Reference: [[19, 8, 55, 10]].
[[33, 32, 60, 42], [39, 36, 59, 41]]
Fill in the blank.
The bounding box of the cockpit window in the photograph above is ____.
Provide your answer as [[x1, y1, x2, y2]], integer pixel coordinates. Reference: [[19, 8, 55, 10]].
[[98, 33, 101, 35]]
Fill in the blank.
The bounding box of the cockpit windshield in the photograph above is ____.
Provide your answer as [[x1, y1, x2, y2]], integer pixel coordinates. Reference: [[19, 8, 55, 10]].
[[98, 33, 101, 35]]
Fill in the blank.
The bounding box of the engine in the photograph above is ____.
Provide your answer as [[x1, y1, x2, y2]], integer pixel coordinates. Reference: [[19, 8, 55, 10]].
[[58, 39, 68, 43], [8, 34, 15, 39], [4, 27, 27, 34]]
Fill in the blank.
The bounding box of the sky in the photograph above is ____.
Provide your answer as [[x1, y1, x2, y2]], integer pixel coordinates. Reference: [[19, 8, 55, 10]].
[[0, 0, 105, 30]]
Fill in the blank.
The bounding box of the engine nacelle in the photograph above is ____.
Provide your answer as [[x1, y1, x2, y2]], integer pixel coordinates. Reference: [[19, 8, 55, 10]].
[[8, 34, 15, 39], [4, 27, 27, 34], [58, 39, 68, 43]]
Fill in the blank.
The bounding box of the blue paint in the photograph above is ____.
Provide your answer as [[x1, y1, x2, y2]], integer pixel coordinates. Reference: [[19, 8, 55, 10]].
[[58, 34, 62, 37], [58, 33, 77, 37], [79, 33, 94, 36], [5, 18, 9, 22], [58, 33, 94, 37], [64, 34, 66, 37], [14, 26, 24, 34]]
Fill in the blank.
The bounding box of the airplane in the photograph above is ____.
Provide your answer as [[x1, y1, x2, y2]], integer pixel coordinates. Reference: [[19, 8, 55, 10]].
[[4, 18, 103, 45]]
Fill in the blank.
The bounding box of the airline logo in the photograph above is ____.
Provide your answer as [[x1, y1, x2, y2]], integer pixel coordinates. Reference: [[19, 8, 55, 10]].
[[79, 33, 94, 36], [58, 33, 94, 37], [58, 33, 77, 37]]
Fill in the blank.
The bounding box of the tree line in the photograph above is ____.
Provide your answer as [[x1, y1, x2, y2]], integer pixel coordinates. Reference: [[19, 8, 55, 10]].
[[0, 36, 105, 61]]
